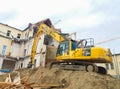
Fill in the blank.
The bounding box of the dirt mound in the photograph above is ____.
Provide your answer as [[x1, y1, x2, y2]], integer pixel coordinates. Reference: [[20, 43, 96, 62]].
[[18, 67, 120, 89], [0, 67, 120, 89]]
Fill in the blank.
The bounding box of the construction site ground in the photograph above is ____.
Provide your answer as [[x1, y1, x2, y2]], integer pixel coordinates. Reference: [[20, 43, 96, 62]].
[[0, 66, 120, 89]]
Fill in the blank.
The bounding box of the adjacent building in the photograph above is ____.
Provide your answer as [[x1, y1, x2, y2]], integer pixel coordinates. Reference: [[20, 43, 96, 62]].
[[100, 53, 120, 78], [0, 23, 23, 71], [0, 21, 59, 72]]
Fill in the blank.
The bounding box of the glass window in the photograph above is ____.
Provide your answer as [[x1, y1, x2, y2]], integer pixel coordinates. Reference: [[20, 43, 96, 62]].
[[17, 34, 21, 38], [6, 30, 11, 36], [72, 42, 77, 50], [2, 45, 7, 55], [84, 48, 91, 56], [57, 41, 69, 55]]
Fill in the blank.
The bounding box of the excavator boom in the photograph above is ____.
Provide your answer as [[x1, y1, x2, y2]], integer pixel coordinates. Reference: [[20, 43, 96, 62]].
[[28, 19, 65, 68]]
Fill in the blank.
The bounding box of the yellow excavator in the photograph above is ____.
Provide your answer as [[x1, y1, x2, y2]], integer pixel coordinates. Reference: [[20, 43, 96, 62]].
[[28, 19, 113, 74]]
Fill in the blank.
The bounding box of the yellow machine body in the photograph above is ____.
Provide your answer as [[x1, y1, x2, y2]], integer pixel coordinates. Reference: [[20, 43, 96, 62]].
[[56, 41, 112, 63]]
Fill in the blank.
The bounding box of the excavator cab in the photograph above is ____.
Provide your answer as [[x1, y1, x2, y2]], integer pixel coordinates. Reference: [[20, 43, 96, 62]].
[[57, 38, 94, 58], [57, 41, 69, 56], [57, 40, 78, 56]]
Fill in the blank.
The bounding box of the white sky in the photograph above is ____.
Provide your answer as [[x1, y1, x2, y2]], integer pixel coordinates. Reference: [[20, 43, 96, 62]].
[[0, 0, 120, 53]]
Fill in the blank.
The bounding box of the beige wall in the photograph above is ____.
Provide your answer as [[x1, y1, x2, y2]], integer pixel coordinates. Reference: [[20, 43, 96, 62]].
[[0, 37, 11, 56], [0, 24, 23, 38], [0, 23, 23, 56], [0, 23, 24, 71]]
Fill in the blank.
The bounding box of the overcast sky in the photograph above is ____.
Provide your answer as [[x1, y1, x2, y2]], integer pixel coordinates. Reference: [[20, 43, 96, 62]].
[[0, 0, 120, 53]]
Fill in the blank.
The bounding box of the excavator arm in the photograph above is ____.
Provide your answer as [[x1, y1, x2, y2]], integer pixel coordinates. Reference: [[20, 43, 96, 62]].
[[28, 21, 65, 68]]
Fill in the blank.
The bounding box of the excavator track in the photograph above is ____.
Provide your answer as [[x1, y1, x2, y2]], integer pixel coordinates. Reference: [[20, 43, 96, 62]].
[[50, 61, 107, 74]]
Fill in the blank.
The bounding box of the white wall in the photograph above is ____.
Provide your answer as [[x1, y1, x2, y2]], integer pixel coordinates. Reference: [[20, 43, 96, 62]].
[[34, 54, 40, 67], [11, 43, 21, 57], [36, 34, 47, 67], [25, 39, 33, 56], [36, 34, 45, 53], [35, 45, 46, 67], [19, 42, 25, 57], [14, 58, 30, 69]]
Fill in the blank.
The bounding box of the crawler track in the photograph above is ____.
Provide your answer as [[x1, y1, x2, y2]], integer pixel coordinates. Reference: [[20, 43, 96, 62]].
[[50, 61, 107, 74]]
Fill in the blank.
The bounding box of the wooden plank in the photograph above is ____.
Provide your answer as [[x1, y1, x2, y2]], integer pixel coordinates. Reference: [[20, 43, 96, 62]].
[[5, 74, 11, 83], [32, 84, 61, 88], [0, 82, 21, 89]]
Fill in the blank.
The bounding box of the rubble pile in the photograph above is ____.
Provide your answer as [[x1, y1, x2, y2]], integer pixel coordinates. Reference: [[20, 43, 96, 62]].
[[0, 67, 120, 89]]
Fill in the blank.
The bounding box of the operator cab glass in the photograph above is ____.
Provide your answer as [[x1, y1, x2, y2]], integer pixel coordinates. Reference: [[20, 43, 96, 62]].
[[72, 41, 77, 50], [57, 41, 69, 55]]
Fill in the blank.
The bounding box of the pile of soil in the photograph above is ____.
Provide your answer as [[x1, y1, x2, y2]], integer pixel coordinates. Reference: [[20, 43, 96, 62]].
[[0, 67, 120, 89]]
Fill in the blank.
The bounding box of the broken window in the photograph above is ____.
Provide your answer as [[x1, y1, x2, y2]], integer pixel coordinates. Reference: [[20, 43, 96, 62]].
[[6, 30, 11, 36], [110, 63, 114, 70], [33, 26, 38, 36], [2, 60, 15, 70], [105, 64, 109, 70], [21, 63, 23, 68], [44, 35, 53, 45], [17, 34, 21, 38]]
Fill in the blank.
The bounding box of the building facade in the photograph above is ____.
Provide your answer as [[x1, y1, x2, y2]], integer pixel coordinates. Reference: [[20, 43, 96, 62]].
[[97, 53, 120, 79], [0, 23, 23, 71], [106, 54, 120, 78]]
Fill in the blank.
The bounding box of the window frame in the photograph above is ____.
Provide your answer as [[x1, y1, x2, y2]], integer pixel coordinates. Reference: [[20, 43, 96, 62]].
[[6, 30, 11, 36], [2, 45, 7, 55], [17, 33, 21, 38]]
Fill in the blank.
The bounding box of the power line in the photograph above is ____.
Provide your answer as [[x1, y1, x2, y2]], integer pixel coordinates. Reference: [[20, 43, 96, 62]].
[[95, 36, 120, 45], [54, 19, 61, 25]]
